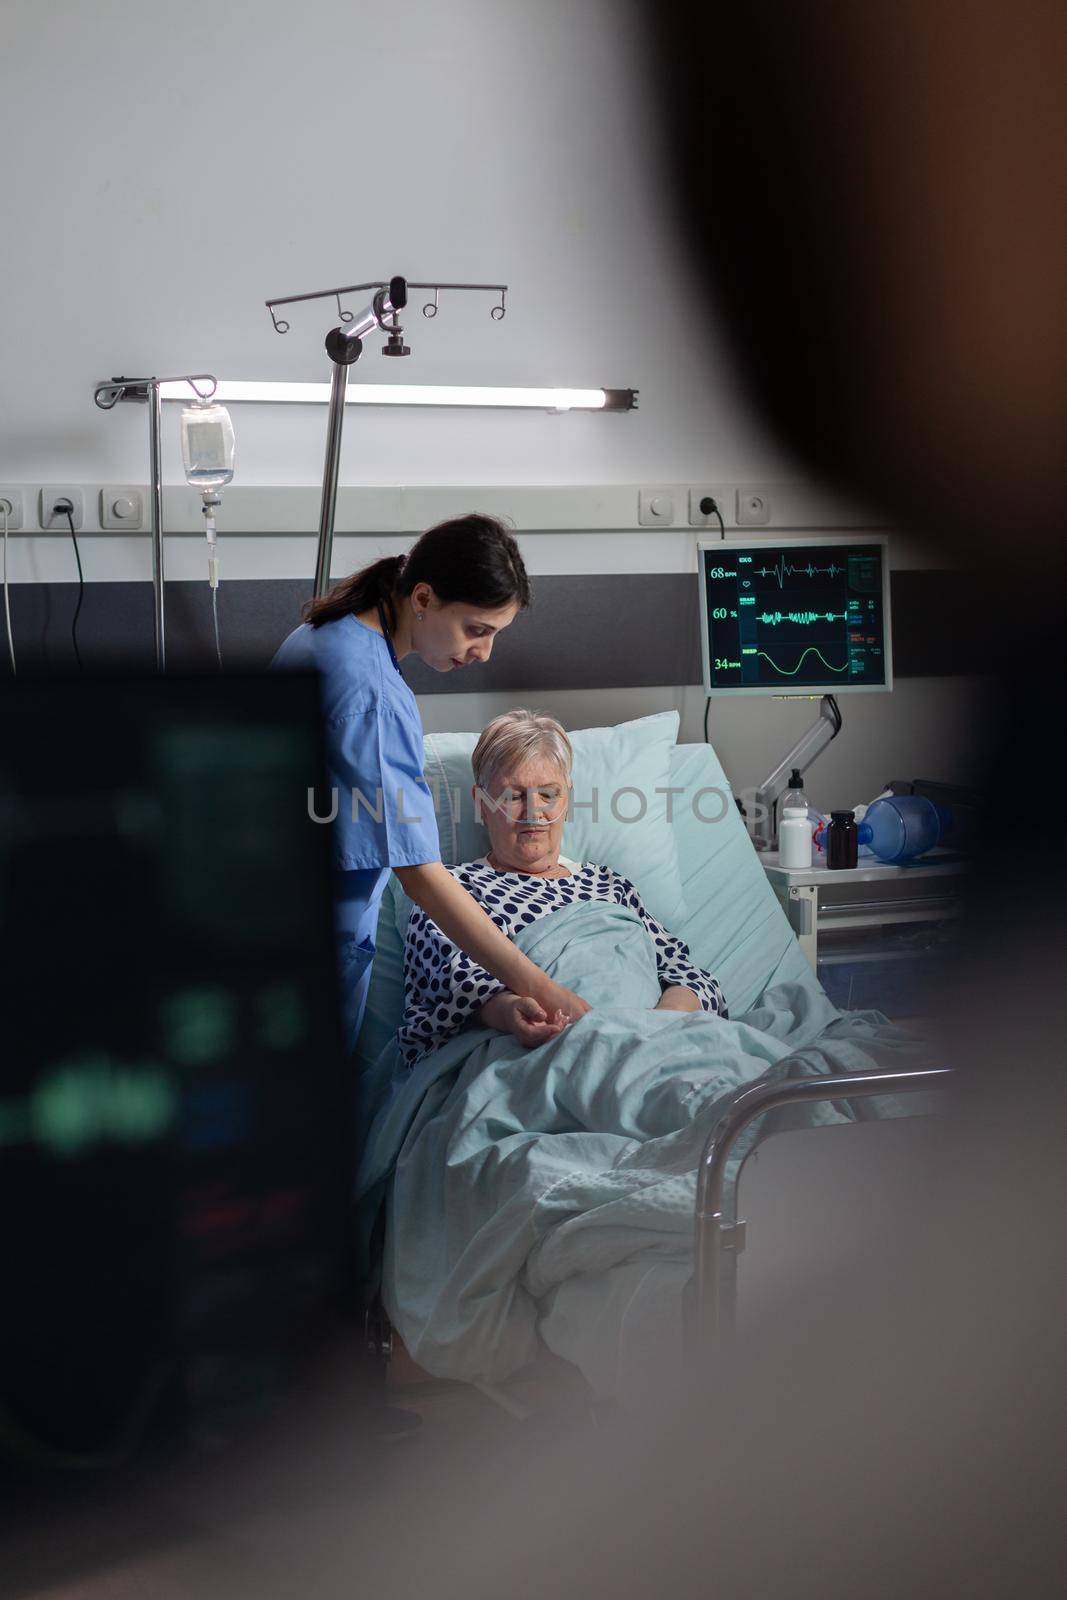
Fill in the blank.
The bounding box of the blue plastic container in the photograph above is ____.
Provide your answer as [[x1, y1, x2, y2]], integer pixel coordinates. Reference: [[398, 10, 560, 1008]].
[[857, 795, 951, 863], [813, 795, 953, 864]]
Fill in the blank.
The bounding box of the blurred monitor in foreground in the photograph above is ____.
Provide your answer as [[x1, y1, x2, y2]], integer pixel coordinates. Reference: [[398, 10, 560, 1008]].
[[0, 671, 351, 1473]]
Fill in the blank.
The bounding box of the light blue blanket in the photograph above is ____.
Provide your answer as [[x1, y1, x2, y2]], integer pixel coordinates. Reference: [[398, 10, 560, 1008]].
[[357, 900, 924, 1395]]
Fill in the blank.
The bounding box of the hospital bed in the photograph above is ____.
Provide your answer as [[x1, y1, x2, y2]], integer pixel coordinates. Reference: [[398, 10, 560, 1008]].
[[353, 712, 948, 1390], [692, 1062, 952, 1358]]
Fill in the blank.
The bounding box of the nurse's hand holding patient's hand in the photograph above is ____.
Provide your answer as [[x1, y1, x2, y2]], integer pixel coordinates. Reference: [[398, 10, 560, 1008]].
[[531, 978, 590, 1023], [396, 861, 592, 1025], [479, 992, 572, 1047]]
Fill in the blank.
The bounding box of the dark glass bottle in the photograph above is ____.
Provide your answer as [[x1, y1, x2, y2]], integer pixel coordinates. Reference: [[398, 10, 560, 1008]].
[[826, 809, 858, 869]]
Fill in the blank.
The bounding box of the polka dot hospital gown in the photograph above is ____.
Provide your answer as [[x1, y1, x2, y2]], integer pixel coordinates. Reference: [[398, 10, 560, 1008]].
[[399, 858, 728, 1068]]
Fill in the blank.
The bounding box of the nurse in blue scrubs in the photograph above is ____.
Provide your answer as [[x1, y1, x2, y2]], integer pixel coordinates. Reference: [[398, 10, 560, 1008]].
[[273, 513, 590, 1050]]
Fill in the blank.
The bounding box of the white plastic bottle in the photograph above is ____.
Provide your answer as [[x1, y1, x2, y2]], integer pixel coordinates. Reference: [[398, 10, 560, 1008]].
[[779, 805, 813, 868]]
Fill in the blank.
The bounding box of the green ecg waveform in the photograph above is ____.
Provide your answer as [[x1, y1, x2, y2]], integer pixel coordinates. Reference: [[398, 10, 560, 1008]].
[[753, 558, 846, 587], [756, 611, 847, 626]]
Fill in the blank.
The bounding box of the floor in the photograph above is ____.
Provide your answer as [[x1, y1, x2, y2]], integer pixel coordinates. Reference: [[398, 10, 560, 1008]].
[[1, 1331, 601, 1600]]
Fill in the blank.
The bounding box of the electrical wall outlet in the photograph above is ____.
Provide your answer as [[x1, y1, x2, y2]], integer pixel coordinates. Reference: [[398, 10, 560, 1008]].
[[689, 489, 724, 527], [0, 490, 24, 530], [39, 488, 85, 531], [736, 488, 771, 526], [100, 488, 145, 530]]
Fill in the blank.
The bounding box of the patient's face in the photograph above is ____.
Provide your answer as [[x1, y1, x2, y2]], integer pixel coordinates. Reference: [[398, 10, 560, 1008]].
[[476, 758, 570, 875]]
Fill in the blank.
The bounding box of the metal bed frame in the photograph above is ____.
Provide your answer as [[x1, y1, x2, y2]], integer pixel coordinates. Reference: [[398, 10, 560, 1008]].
[[369, 1065, 954, 1376], [691, 1065, 954, 1352]]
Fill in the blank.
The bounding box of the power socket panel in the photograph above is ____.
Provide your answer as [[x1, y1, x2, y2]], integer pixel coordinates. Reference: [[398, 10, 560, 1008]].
[[736, 488, 772, 526], [39, 488, 85, 531], [689, 489, 726, 528], [0, 490, 24, 530]]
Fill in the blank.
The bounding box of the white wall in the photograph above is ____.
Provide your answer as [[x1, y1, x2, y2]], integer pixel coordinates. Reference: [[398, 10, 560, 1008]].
[[0, 0, 987, 807], [0, 0, 790, 488]]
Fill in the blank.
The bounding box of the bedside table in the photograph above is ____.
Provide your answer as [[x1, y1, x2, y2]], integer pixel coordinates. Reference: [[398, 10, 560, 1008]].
[[760, 849, 970, 972]]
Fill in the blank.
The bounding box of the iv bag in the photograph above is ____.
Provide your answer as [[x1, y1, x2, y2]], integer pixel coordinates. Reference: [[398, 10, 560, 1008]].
[[180, 401, 235, 489]]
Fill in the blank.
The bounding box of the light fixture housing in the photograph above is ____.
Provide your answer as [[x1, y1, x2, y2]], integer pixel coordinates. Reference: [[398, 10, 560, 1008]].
[[157, 381, 637, 412]]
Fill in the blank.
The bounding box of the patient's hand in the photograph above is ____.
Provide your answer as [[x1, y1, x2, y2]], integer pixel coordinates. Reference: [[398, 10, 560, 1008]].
[[479, 992, 571, 1048], [655, 986, 702, 1014], [533, 978, 591, 1023]]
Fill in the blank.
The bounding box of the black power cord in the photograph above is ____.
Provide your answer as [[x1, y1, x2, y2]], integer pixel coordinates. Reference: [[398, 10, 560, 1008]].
[[700, 496, 725, 750], [698, 494, 727, 542], [60, 503, 84, 669], [698, 498, 747, 816]]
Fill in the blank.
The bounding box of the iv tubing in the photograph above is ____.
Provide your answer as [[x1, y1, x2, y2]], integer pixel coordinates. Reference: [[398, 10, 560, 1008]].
[[202, 493, 222, 670], [211, 586, 222, 670]]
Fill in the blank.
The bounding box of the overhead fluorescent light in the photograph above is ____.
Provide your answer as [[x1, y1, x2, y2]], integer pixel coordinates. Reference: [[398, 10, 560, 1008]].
[[157, 381, 636, 411]]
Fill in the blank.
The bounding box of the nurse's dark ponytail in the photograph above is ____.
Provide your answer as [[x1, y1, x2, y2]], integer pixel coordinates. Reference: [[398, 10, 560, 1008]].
[[302, 553, 405, 628], [302, 513, 531, 629]]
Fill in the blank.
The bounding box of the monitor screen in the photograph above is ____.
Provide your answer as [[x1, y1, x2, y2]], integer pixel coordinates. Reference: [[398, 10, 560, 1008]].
[[698, 537, 892, 695], [0, 671, 350, 1463]]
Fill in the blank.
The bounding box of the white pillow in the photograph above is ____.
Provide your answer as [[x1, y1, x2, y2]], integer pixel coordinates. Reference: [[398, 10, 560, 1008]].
[[416, 710, 689, 931]]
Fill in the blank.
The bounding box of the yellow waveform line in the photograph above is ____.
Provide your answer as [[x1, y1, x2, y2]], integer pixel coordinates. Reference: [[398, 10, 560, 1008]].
[[756, 646, 850, 676]]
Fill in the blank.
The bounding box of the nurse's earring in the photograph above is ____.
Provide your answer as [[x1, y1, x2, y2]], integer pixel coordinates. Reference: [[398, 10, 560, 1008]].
[[416, 612, 423, 621]]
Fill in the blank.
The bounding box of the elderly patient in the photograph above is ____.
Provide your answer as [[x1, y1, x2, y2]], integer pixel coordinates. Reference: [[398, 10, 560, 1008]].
[[399, 710, 726, 1066]]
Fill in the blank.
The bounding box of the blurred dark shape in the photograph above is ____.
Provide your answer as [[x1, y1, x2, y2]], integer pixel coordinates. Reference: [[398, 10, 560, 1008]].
[[647, 0, 1067, 568], [644, 0, 1067, 1085], [622, 1, 1067, 1592], [0, 672, 367, 1482]]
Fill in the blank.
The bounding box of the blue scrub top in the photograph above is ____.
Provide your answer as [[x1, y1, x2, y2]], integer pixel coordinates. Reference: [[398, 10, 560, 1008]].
[[272, 613, 441, 1046]]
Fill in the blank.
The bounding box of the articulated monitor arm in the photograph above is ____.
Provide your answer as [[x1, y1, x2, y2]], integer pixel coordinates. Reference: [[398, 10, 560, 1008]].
[[753, 694, 842, 851]]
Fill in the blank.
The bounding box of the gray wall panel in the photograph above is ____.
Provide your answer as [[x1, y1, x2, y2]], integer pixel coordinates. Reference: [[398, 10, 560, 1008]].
[[0, 573, 978, 682], [402, 575, 701, 694]]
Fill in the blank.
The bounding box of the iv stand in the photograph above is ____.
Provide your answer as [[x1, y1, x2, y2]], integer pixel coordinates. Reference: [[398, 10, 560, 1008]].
[[265, 274, 512, 598], [317, 275, 408, 597], [94, 372, 217, 672], [753, 694, 842, 851]]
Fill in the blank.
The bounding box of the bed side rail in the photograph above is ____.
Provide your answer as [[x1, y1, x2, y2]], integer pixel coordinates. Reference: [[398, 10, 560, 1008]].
[[692, 1067, 954, 1349]]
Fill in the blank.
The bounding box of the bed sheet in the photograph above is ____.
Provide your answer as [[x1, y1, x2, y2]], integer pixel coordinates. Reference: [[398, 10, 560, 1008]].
[[667, 742, 818, 1017], [361, 898, 919, 1396]]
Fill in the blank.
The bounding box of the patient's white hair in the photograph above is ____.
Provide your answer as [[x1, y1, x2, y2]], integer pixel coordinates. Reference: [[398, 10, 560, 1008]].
[[471, 709, 573, 792]]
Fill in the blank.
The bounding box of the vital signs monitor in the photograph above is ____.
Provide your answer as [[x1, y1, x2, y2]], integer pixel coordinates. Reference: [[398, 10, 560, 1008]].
[[0, 671, 351, 1465], [698, 536, 892, 696]]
